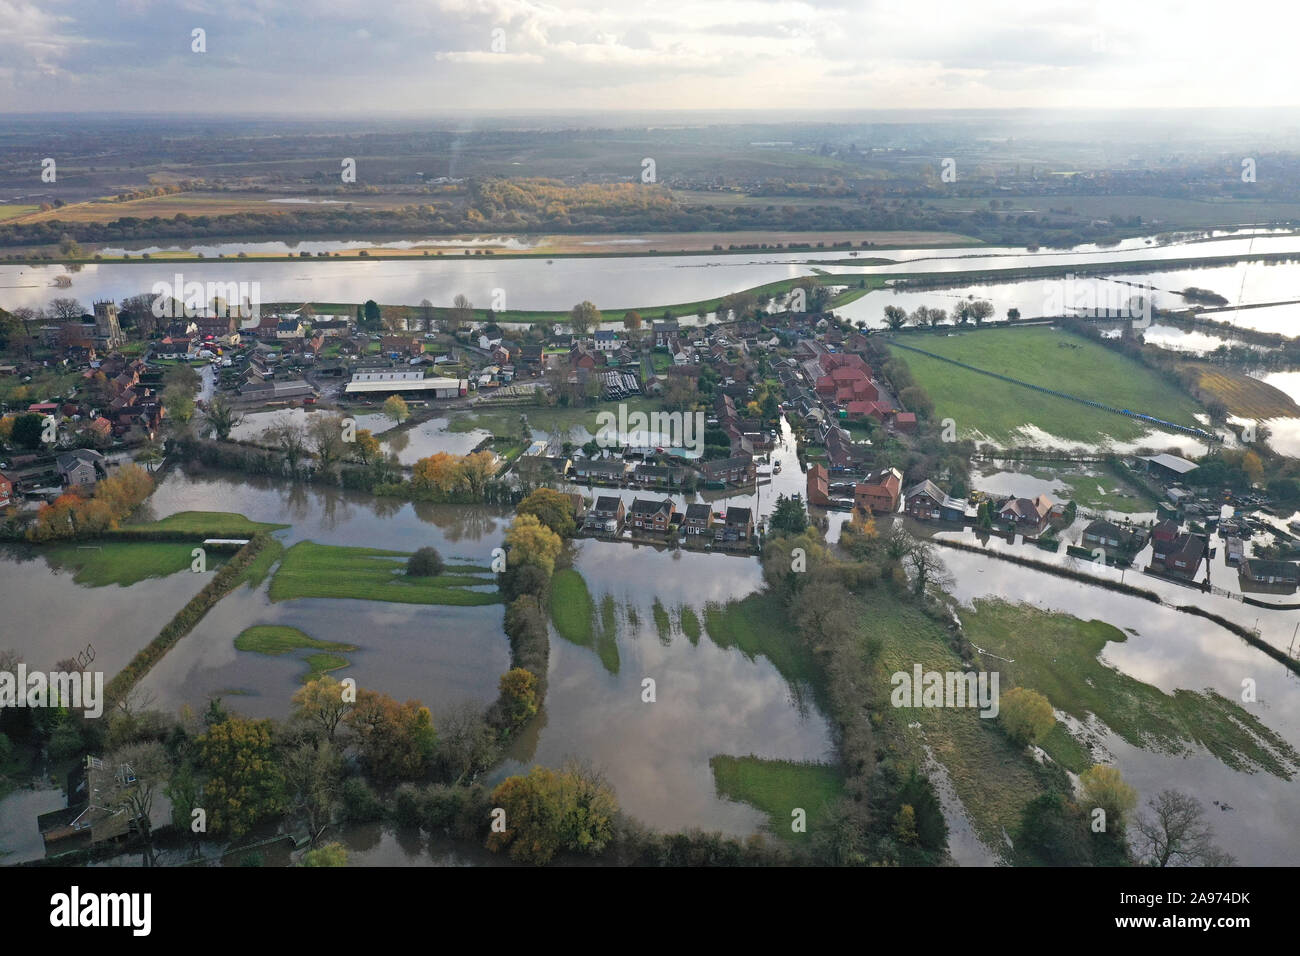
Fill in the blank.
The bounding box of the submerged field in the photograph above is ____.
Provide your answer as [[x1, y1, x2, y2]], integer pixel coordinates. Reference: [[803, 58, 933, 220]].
[[889, 326, 1205, 445], [44, 541, 217, 587]]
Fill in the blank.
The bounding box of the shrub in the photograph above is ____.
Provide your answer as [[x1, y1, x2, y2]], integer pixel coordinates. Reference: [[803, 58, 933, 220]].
[[406, 546, 445, 577]]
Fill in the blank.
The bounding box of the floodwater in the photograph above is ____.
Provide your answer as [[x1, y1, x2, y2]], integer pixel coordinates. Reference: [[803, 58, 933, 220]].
[[7, 229, 1300, 334], [0, 545, 212, 676], [935, 543, 1300, 866], [493, 539, 836, 837], [135, 580, 509, 722]]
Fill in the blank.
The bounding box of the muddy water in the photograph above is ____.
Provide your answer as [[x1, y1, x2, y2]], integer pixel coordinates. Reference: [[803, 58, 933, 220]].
[[0, 548, 212, 676], [493, 539, 835, 837], [139, 466, 512, 556], [135, 580, 509, 722]]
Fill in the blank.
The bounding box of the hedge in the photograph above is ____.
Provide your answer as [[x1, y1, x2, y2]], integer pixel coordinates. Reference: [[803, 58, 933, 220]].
[[104, 532, 277, 702]]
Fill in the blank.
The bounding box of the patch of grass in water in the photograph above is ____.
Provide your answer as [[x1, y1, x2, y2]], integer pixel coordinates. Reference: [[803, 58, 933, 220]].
[[123, 511, 288, 535], [710, 755, 844, 843], [652, 598, 672, 645], [679, 606, 702, 646], [550, 569, 595, 646], [595, 594, 620, 674], [268, 541, 499, 606]]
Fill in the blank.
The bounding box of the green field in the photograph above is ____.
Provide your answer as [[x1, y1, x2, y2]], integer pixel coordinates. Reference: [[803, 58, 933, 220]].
[[962, 600, 1299, 777], [235, 625, 357, 682], [45, 541, 213, 587], [976, 463, 1158, 515], [123, 511, 289, 535], [550, 569, 596, 645], [863, 589, 1048, 857], [889, 326, 1205, 445], [235, 537, 284, 589], [269, 541, 498, 606], [710, 755, 845, 842]]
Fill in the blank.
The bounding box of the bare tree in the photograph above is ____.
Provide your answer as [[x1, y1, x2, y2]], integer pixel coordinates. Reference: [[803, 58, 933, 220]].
[[906, 539, 953, 595], [307, 414, 348, 470], [1132, 790, 1235, 867], [49, 297, 85, 321], [264, 417, 309, 475], [282, 740, 343, 846], [105, 742, 171, 867]]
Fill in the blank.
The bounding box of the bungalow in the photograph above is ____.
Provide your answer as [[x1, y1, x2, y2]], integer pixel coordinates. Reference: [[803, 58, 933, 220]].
[[903, 480, 966, 522], [997, 494, 1053, 533], [700, 454, 755, 486], [1151, 532, 1207, 580], [1238, 558, 1300, 589], [585, 495, 626, 533], [1081, 519, 1145, 554], [633, 463, 688, 488], [854, 467, 903, 515], [629, 497, 675, 533], [683, 502, 714, 536], [572, 459, 630, 484]]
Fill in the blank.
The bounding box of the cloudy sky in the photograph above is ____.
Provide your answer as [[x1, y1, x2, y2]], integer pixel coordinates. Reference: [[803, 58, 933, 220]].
[[2, 0, 1296, 114]]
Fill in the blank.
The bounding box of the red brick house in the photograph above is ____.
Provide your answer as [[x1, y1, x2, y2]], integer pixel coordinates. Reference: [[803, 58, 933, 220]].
[[1151, 532, 1207, 580], [0, 471, 13, 510], [807, 463, 830, 507], [854, 467, 903, 514], [629, 497, 675, 533]]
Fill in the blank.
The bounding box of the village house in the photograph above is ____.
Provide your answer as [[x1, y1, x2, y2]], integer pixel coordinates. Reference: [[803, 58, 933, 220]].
[[1081, 519, 1146, 554], [381, 335, 424, 357], [628, 497, 675, 533], [683, 502, 714, 536], [275, 318, 306, 340], [0, 471, 13, 510], [572, 458, 631, 484], [585, 495, 626, 534], [903, 480, 967, 522], [854, 467, 903, 514], [593, 330, 620, 353], [652, 319, 679, 349], [1238, 558, 1300, 590], [1151, 531, 1207, 580], [720, 506, 755, 543], [633, 463, 688, 489], [700, 453, 756, 487], [807, 463, 831, 507], [893, 411, 918, 433], [997, 494, 1054, 533], [56, 449, 105, 488]]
